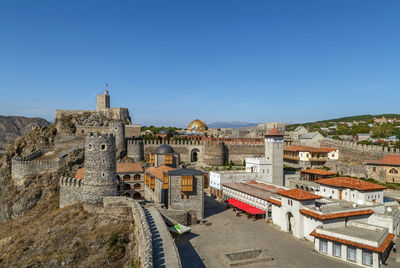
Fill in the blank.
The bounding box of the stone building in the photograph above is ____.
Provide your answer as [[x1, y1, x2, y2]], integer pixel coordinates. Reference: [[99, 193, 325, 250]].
[[116, 162, 144, 199], [298, 132, 324, 147], [144, 163, 206, 223], [59, 133, 118, 208], [365, 155, 400, 184], [149, 144, 179, 168]]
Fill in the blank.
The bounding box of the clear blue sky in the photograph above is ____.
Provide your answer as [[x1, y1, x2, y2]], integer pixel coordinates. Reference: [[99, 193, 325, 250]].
[[1, 1, 399, 127]]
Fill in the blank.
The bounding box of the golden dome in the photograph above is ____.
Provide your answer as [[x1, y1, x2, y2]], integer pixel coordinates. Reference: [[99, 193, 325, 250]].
[[187, 119, 207, 131]]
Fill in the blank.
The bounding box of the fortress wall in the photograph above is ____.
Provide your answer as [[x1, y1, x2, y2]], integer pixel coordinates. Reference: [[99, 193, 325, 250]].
[[321, 138, 398, 164], [55, 108, 130, 123], [103, 197, 153, 268], [225, 143, 265, 165], [59, 177, 84, 208], [54, 135, 85, 150], [12, 159, 59, 187], [324, 160, 368, 179]]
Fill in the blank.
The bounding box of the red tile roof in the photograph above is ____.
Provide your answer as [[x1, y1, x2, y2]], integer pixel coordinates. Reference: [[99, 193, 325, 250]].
[[265, 128, 283, 136], [300, 169, 338, 176], [300, 209, 374, 220], [310, 230, 395, 254], [316, 177, 386, 191], [267, 198, 282, 207], [116, 162, 143, 173], [284, 145, 336, 153], [145, 164, 175, 180], [366, 155, 400, 166], [277, 189, 322, 201]]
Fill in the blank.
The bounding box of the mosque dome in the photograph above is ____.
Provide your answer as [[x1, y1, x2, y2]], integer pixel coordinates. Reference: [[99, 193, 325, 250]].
[[187, 119, 207, 130], [156, 144, 174, 155]]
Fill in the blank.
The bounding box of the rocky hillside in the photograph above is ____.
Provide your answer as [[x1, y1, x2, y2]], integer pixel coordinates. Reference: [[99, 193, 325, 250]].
[[0, 123, 138, 267], [0, 115, 50, 149]]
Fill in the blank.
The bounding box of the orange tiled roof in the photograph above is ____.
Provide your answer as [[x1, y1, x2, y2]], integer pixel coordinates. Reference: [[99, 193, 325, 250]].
[[277, 189, 322, 201], [284, 145, 336, 153], [267, 198, 282, 207], [316, 177, 386, 191], [265, 128, 282, 136], [76, 168, 85, 179], [366, 155, 400, 166], [300, 169, 338, 176], [145, 164, 175, 180], [300, 209, 374, 220], [116, 162, 143, 173], [310, 230, 395, 254]]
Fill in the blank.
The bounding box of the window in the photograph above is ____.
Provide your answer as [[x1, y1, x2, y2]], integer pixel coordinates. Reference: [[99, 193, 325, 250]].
[[102, 158, 105, 163], [102, 172, 105, 177], [319, 239, 328, 254], [333, 243, 341, 257], [347, 246, 356, 262], [101, 144, 107, 151], [88, 144, 93, 150], [389, 168, 398, 174], [362, 250, 372, 266], [373, 167, 376, 172]]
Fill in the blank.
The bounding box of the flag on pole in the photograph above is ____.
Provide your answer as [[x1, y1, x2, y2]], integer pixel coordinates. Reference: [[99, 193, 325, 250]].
[[106, 82, 108, 87]]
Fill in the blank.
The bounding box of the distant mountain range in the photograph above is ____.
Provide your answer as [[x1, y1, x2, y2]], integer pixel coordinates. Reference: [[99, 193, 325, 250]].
[[208, 121, 258, 129], [0, 115, 50, 149]]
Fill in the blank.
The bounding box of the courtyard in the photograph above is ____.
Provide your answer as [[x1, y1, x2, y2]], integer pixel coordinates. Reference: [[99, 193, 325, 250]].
[[175, 195, 399, 268]]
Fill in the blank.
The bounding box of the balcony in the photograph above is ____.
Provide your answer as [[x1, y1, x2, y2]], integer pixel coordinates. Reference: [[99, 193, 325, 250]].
[[284, 155, 300, 161], [309, 157, 328, 162]]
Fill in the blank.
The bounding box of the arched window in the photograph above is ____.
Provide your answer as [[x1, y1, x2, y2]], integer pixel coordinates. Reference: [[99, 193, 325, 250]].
[[389, 168, 398, 174], [134, 183, 141, 190], [123, 184, 131, 190], [134, 174, 141, 181], [123, 174, 131, 181]]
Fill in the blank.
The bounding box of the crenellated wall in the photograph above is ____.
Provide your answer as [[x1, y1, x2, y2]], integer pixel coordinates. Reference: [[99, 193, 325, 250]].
[[12, 147, 59, 187], [321, 138, 399, 164], [127, 139, 265, 166], [59, 177, 84, 208]]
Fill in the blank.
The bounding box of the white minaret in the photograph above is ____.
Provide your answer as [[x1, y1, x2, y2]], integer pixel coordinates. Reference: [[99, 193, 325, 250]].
[[265, 128, 284, 186]]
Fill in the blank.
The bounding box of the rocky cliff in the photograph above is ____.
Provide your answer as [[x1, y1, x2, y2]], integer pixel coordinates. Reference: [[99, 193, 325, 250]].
[[0, 115, 50, 149], [0, 123, 138, 267]]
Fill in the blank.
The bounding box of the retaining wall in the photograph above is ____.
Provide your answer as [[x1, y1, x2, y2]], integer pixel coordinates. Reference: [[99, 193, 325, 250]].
[[103, 197, 153, 268]]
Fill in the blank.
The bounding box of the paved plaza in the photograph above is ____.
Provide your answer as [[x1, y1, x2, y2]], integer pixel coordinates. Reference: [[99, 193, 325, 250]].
[[175, 195, 399, 268]]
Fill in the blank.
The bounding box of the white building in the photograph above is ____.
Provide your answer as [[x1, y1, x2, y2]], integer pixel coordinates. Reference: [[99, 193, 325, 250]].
[[266, 177, 398, 268], [283, 145, 339, 168]]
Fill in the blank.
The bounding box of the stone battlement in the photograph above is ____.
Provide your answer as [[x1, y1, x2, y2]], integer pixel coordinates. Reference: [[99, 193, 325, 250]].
[[127, 139, 264, 146], [59, 176, 84, 187], [323, 137, 400, 154], [59, 176, 85, 208]]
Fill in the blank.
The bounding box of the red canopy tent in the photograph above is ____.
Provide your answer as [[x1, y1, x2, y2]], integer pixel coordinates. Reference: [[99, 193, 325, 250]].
[[228, 198, 266, 215]]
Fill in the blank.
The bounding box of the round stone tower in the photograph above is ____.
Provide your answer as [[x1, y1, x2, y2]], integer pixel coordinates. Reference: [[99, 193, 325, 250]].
[[83, 133, 117, 204], [202, 141, 225, 166], [109, 121, 126, 158], [128, 139, 144, 162]]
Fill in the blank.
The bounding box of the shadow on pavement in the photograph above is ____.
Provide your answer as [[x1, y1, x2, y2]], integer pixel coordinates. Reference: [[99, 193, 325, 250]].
[[175, 232, 205, 268], [204, 194, 227, 219]]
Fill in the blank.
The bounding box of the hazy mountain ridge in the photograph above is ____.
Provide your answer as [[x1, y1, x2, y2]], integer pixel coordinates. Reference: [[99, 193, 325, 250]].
[[0, 115, 50, 148], [208, 121, 257, 128]]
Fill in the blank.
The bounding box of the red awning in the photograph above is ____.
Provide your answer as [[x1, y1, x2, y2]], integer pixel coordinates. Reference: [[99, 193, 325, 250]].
[[228, 198, 266, 215]]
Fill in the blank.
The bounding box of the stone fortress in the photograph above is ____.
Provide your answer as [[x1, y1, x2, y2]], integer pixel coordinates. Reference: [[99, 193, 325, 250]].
[[9, 89, 400, 268]]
